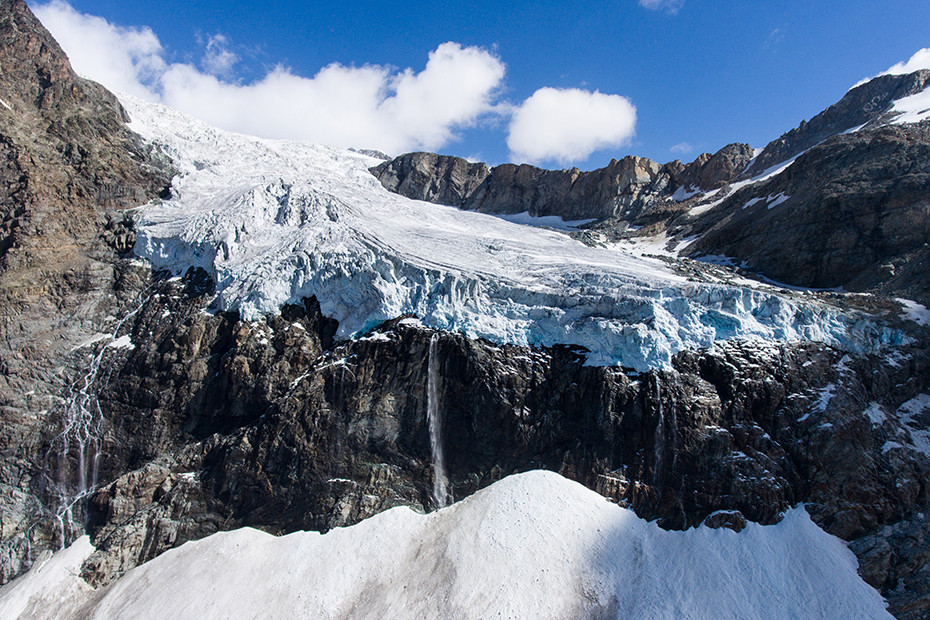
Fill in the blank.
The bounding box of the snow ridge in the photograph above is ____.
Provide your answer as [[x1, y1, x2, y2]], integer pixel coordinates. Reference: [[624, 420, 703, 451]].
[[0, 471, 891, 619], [125, 95, 901, 371]]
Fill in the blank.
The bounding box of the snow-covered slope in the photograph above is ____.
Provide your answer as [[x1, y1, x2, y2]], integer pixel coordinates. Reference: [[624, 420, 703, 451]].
[[0, 471, 890, 619], [124, 96, 899, 370]]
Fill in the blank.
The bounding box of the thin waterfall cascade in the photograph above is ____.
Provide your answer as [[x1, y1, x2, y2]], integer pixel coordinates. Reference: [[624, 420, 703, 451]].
[[49, 292, 151, 548], [427, 334, 451, 509], [652, 380, 666, 493]]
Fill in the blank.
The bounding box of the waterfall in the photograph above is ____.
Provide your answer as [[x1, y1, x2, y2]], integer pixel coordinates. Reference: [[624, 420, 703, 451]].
[[652, 380, 666, 492], [50, 291, 150, 547], [427, 333, 451, 509]]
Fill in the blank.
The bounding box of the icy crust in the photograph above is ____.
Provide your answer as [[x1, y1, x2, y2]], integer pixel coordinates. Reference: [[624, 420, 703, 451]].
[[0, 471, 890, 619], [125, 96, 901, 371]]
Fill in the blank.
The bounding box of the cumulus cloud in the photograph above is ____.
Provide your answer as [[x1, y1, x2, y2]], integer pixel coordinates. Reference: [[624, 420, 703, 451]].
[[670, 142, 693, 155], [506, 88, 636, 165], [32, 1, 641, 165], [638, 0, 685, 15], [202, 34, 238, 78], [32, 0, 165, 99], [31, 1, 505, 154], [882, 48, 930, 75]]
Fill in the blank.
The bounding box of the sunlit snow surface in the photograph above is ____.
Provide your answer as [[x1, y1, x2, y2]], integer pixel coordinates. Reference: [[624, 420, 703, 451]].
[[125, 96, 901, 370], [0, 472, 890, 619]]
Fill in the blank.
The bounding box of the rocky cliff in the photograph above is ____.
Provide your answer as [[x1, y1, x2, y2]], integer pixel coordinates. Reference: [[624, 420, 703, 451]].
[[0, 0, 170, 582], [371, 143, 753, 222], [66, 273, 930, 617]]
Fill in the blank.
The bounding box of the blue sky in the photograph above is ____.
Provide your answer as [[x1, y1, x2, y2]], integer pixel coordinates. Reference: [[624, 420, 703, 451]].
[[31, 0, 930, 170]]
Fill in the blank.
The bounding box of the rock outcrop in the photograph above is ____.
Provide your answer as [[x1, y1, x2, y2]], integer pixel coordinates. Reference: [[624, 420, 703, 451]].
[[371, 144, 753, 222], [681, 121, 930, 304]]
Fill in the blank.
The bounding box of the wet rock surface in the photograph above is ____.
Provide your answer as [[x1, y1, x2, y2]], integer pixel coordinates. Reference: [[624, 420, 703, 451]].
[[0, 0, 170, 583]]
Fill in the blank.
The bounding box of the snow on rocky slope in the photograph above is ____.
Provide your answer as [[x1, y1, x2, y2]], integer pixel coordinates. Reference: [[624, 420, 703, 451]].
[[124, 96, 901, 371], [0, 471, 891, 620]]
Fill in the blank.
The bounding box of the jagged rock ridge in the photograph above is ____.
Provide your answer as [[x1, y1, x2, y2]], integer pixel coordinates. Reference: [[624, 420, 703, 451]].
[[371, 144, 754, 222], [374, 70, 930, 306]]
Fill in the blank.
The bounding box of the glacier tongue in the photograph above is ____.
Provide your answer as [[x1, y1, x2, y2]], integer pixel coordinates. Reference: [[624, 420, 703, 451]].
[[125, 95, 899, 371]]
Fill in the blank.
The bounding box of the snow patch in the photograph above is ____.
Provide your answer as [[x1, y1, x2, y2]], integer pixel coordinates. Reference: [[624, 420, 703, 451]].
[[767, 192, 789, 209], [490, 211, 597, 230], [0, 536, 95, 619], [897, 394, 930, 456], [897, 298, 930, 326], [0, 97, 12, 112], [888, 86, 930, 125], [107, 335, 135, 350], [672, 184, 702, 202], [0, 471, 891, 620], [864, 402, 888, 426]]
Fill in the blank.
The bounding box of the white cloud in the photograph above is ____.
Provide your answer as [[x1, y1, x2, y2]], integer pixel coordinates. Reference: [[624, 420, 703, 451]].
[[507, 88, 636, 165], [852, 47, 930, 90], [882, 48, 930, 75], [670, 142, 693, 155], [32, 0, 165, 100], [202, 34, 238, 78], [638, 0, 685, 15], [31, 2, 506, 155]]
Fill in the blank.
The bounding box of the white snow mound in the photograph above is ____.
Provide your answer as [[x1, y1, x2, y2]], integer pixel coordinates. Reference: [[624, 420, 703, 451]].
[[124, 95, 900, 370], [0, 471, 890, 619]]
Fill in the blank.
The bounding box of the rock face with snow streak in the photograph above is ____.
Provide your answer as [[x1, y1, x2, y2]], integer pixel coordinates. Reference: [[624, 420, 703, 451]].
[[744, 70, 930, 176], [372, 143, 754, 221], [681, 121, 930, 301]]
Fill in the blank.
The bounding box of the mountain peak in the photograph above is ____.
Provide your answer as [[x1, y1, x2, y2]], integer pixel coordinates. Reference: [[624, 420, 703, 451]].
[[744, 69, 930, 177]]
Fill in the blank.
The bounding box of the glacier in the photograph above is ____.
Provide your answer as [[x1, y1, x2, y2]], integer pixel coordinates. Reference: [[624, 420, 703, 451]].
[[124, 95, 902, 371], [0, 471, 891, 619]]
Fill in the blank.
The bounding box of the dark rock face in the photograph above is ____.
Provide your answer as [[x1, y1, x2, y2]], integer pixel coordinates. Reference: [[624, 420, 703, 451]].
[[57, 269, 928, 617], [369, 151, 491, 208], [0, 0, 170, 582], [745, 70, 930, 177], [683, 122, 930, 303]]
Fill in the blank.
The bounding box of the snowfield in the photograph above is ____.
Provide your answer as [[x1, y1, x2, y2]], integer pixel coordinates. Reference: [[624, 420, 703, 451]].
[[124, 96, 901, 370], [0, 471, 890, 619]]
